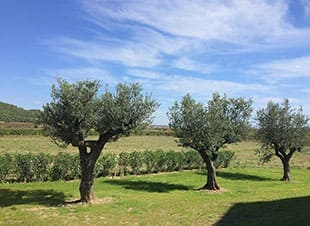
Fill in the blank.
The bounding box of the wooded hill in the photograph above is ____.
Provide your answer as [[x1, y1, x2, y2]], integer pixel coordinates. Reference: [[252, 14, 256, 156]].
[[0, 101, 39, 123]]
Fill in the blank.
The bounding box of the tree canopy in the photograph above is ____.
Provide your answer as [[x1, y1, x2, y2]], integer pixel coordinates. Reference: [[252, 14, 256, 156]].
[[168, 93, 252, 190], [40, 79, 158, 203], [256, 99, 309, 181], [168, 93, 252, 153]]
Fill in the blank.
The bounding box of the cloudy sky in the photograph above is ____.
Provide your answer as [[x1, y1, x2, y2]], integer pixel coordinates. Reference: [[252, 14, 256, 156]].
[[1, 0, 310, 124]]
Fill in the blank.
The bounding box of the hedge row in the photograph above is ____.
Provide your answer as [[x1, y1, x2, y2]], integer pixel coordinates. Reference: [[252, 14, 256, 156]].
[[0, 150, 235, 183]]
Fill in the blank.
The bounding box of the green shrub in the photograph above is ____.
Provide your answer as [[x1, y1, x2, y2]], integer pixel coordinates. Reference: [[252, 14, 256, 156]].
[[95, 153, 117, 177], [0, 153, 13, 182], [215, 151, 235, 168], [182, 151, 204, 170], [14, 153, 35, 182], [33, 153, 52, 181], [153, 149, 167, 173], [129, 151, 143, 175], [118, 152, 130, 176], [142, 150, 157, 173], [51, 153, 80, 181], [165, 151, 182, 172]]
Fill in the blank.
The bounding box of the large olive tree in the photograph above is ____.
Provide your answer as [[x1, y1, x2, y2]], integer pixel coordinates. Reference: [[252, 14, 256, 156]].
[[40, 79, 158, 203], [168, 93, 252, 190], [256, 100, 309, 181]]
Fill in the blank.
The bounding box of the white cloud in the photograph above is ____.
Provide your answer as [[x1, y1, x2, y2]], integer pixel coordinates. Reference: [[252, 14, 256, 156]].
[[123, 68, 269, 97], [81, 0, 310, 50], [49, 37, 161, 67], [173, 57, 216, 74], [253, 56, 310, 80], [127, 69, 163, 79]]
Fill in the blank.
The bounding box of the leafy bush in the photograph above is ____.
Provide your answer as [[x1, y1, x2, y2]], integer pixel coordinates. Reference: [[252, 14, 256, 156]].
[[142, 150, 157, 173], [165, 151, 182, 172], [152, 149, 167, 173], [14, 153, 35, 182], [51, 153, 80, 181], [129, 151, 143, 175], [118, 152, 130, 176], [215, 151, 235, 168], [0, 149, 235, 183], [95, 153, 117, 177], [0, 153, 13, 182], [33, 153, 52, 181]]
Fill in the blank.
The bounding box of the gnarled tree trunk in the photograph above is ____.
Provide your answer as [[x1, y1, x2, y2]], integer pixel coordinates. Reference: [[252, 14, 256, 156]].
[[79, 149, 97, 203], [275, 147, 293, 182], [78, 136, 108, 204], [280, 158, 291, 181], [198, 150, 220, 190]]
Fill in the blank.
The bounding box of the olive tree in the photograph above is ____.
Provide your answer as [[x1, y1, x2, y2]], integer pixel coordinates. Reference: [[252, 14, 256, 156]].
[[168, 93, 252, 190], [40, 79, 158, 203], [256, 100, 309, 181]]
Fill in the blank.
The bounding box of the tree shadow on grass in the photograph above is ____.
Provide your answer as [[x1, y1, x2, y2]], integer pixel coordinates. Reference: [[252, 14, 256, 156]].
[[216, 171, 275, 181], [104, 179, 193, 193], [0, 189, 66, 207], [215, 196, 310, 226]]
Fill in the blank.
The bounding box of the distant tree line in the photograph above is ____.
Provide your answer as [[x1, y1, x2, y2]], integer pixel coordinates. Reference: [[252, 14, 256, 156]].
[[0, 102, 39, 123]]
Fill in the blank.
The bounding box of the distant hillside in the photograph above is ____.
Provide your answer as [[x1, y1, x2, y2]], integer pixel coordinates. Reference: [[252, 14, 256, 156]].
[[0, 101, 40, 123]]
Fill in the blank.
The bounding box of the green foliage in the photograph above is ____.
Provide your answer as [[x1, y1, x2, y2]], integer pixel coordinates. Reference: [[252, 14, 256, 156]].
[[14, 153, 35, 182], [0, 101, 39, 123], [118, 152, 130, 176], [168, 93, 252, 156], [40, 79, 158, 147], [51, 153, 80, 181], [0, 149, 235, 183], [95, 153, 117, 177], [95, 83, 159, 138], [128, 151, 143, 175], [0, 153, 13, 182], [0, 128, 44, 136], [33, 153, 52, 181], [256, 99, 309, 163], [215, 150, 235, 168], [142, 150, 158, 173], [40, 79, 100, 147], [152, 149, 167, 173]]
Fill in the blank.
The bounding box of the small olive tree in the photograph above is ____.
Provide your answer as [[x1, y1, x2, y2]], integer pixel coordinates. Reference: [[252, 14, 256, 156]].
[[168, 93, 252, 190], [40, 79, 158, 203], [256, 100, 309, 181]]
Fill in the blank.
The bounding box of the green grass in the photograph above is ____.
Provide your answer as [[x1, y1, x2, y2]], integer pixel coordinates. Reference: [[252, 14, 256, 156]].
[[0, 168, 309, 225], [0, 135, 184, 155]]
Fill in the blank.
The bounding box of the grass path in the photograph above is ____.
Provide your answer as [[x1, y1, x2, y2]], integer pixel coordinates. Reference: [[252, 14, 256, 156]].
[[0, 168, 309, 225]]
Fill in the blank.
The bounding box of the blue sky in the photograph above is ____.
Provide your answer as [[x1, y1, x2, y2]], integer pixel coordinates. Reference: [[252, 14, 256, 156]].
[[1, 0, 310, 125]]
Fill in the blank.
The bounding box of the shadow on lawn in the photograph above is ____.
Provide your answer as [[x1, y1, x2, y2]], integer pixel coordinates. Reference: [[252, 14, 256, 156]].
[[216, 171, 275, 181], [215, 196, 310, 226], [0, 189, 66, 207], [104, 180, 192, 193]]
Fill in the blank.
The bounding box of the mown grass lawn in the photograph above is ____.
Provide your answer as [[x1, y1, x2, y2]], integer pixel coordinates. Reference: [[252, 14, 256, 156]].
[[0, 168, 309, 225]]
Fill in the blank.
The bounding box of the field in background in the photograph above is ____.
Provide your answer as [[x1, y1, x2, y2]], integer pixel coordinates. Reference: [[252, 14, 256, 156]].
[[1, 135, 309, 169]]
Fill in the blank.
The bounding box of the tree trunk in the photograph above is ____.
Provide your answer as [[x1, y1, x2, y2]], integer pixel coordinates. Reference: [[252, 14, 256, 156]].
[[280, 158, 291, 181], [198, 151, 220, 190], [78, 145, 101, 204]]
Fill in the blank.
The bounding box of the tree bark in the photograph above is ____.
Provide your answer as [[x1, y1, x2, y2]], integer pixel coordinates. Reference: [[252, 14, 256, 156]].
[[275, 147, 292, 182], [198, 150, 220, 190], [79, 145, 97, 203], [280, 158, 291, 181]]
